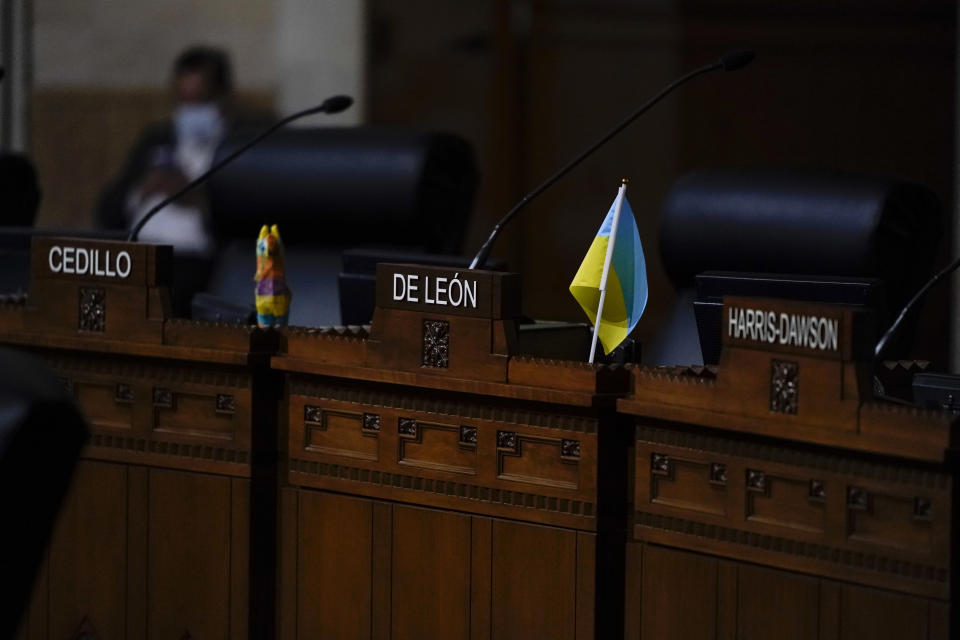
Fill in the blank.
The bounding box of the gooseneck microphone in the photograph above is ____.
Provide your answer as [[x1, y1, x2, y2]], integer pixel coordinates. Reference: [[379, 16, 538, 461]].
[[468, 49, 755, 270], [874, 254, 960, 359], [127, 94, 354, 241]]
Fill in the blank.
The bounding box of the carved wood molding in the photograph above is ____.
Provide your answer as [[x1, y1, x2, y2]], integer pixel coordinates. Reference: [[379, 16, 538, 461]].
[[421, 319, 450, 368], [635, 421, 951, 599], [114, 382, 135, 403], [302, 406, 379, 462], [166, 317, 259, 334], [44, 354, 252, 388], [459, 424, 478, 446], [860, 401, 957, 419], [89, 431, 250, 464], [636, 424, 949, 489], [284, 325, 370, 341], [0, 291, 28, 307], [634, 365, 719, 386], [78, 287, 106, 332], [635, 509, 947, 587], [511, 355, 630, 372], [290, 378, 599, 433], [289, 457, 595, 519], [770, 359, 798, 414]]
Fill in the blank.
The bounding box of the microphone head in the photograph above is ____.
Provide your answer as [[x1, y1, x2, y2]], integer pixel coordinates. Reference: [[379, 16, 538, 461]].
[[321, 95, 354, 114], [719, 49, 755, 71]]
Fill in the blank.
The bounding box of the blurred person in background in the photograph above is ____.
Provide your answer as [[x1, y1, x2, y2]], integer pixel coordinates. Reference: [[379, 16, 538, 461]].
[[96, 45, 270, 315], [97, 45, 250, 253]]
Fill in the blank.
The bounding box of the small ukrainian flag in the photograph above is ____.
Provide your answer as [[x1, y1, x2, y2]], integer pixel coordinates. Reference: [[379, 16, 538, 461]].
[[569, 182, 648, 360]]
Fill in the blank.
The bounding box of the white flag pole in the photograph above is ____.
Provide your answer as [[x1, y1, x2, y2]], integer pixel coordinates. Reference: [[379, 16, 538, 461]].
[[588, 180, 628, 363]]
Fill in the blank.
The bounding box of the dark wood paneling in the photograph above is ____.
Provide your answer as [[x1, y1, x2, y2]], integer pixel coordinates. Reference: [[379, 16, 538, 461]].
[[575, 532, 596, 640], [737, 564, 820, 640], [837, 584, 930, 640], [639, 545, 717, 640], [371, 502, 393, 640], [716, 561, 737, 640], [676, 5, 955, 365], [819, 581, 841, 640], [287, 382, 601, 531], [491, 519, 577, 639], [623, 542, 642, 640], [632, 422, 951, 599], [471, 517, 493, 639], [47, 460, 128, 640], [147, 468, 233, 639], [296, 490, 373, 640], [929, 601, 950, 640], [391, 505, 471, 639], [126, 466, 148, 639], [230, 477, 251, 640], [278, 488, 299, 640]]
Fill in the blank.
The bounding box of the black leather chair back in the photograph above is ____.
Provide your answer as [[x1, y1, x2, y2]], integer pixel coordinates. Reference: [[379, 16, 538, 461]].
[[659, 168, 942, 307], [207, 127, 478, 254]]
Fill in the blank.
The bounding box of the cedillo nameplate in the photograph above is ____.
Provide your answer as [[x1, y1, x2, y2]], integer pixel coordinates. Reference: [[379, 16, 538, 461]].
[[30, 237, 172, 287]]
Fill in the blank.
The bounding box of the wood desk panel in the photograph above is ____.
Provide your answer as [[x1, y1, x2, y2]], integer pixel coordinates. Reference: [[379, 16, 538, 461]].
[[626, 541, 948, 640], [633, 423, 951, 600], [277, 266, 629, 639], [489, 519, 581, 640], [46, 461, 129, 640], [46, 352, 254, 477], [6, 341, 272, 638], [287, 376, 600, 531], [391, 505, 472, 640], [282, 485, 596, 640], [146, 469, 248, 640], [290, 490, 374, 640]]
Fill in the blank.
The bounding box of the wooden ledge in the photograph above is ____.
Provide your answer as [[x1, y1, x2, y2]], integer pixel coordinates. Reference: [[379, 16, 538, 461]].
[[618, 394, 956, 464], [508, 356, 632, 395], [272, 355, 610, 407], [0, 327, 260, 365]]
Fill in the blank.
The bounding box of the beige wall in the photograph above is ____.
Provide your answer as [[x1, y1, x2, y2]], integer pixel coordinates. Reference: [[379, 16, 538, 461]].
[[30, 0, 367, 228], [276, 0, 366, 126], [34, 0, 276, 89]]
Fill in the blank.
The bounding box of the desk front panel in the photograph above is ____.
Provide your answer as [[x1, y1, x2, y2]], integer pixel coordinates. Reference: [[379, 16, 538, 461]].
[[14, 346, 266, 640], [286, 375, 601, 531], [632, 422, 951, 600]]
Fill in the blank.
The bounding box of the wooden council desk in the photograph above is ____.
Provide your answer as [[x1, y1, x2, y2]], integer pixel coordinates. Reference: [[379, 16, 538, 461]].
[[4, 238, 279, 639], [620, 297, 956, 640], [2, 238, 955, 639]]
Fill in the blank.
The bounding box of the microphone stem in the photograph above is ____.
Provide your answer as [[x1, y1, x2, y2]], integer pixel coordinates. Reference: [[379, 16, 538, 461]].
[[874, 254, 960, 359], [469, 60, 722, 270], [127, 104, 325, 242]]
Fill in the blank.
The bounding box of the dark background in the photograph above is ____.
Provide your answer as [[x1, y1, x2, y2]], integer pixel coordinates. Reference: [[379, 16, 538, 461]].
[[367, 0, 956, 366]]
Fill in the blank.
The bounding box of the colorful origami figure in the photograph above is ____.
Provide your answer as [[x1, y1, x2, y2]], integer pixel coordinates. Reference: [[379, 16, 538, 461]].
[[255, 224, 292, 327]]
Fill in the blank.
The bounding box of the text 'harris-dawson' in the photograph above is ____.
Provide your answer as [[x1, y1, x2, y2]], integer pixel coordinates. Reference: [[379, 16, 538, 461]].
[[728, 306, 839, 352]]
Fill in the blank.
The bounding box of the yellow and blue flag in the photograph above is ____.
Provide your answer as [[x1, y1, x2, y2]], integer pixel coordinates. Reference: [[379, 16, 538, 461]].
[[569, 192, 648, 355]]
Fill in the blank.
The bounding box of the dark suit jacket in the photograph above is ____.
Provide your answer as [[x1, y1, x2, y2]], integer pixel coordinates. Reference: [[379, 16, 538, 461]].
[[95, 121, 176, 230], [95, 110, 274, 230]]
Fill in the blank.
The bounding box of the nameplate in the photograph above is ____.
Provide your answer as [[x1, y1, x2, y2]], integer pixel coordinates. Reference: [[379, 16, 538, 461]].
[[722, 297, 857, 360], [375, 263, 520, 319], [30, 237, 172, 286]]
